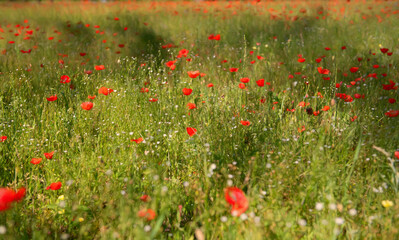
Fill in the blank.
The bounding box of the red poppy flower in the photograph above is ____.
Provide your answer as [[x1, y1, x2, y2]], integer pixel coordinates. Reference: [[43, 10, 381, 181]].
[[297, 58, 305, 63], [46, 182, 62, 190], [0, 136, 6, 142], [256, 79, 265, 87], [317, 67, 330, 75], [230, 68, 239, 72], [0, 187, 25, 211], [60, 75, 70, 84], [178, 49, 189, 58], [214, 34, 221, 41], [182, 88, 193, 96], [81, 102, 94, 110], [149, 98, 158, 102], [187, 71, 200, 78], [14, 188, 25, 202], [186, 127, 197, 137], [80, 53, 86, 56], [298, 125, 306, 133], [298, 101, 309, 107], [95, 65, 105, 71], [0, 189, 15, 211], [88, 95, 96, 100], [238, 83, 246, 89], [395, 151, 399, 159], [344, 95, 353, 102], [350, 67, 359, 73], [98, 87, 114, 95], [46, 95, 57, 102], [382, 80, 397, 90], [207, 83, 214, 88], [315, 58, 322, 63], [380, 48, 389, 54], [240, 120, 251, 126], [385, 110, 399, 118], [131, 138, 143, 144], [166, 60, 176, 70], [138, 209, 156, 221], [322, 106, 330, 111], [44, 151, 54, 159], [140, 88, 149, 93], [187, 103, 196, 109], [30, 158, 42, 165], [388, 98, 396, 104], [224, 187, 248, 216], [140, 195, 150, 202], [240, 78, 250, 83], [20, 49, 32, 54]]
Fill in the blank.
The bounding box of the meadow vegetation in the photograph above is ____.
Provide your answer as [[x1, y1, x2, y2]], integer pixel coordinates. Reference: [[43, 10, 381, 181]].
[[0, 1, 398, 239]]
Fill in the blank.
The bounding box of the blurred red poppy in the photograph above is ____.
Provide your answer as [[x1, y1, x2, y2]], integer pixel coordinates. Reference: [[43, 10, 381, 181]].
[[240, 120, 251, 126], [178, 49, 189, 58], [81, 102, 94, 110], [187, 103, 196, 109], [95, 65, 105, 71], [186, 127, 197, 137], [46, 182, 62, 190], [224, 187, 248, 216], [44, 151, 54, 160], [138, 209, 156, 221], [322, 106, 330, 111], [30, 158, 42, 165], [382, 80, 397, 90], [140, 195, 150, 202], [385, 110, 399, 117], [182, 88, 193, 95], [317, 67, 330, 75], [60, 75, 70, 84], [187, 71, 200, 78], [131, 138, 143, 144], [98, 87, 114, 95], [240, 78, 250, 83], [46, 95, 57, 102], [0, 187, 25, 211]]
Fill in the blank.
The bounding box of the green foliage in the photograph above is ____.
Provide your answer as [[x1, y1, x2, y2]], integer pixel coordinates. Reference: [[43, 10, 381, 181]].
[[0, 1, 398, 239]]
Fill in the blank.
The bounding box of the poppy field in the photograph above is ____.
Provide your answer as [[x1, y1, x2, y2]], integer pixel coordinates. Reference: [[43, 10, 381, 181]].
[[0, 0, 398, 239]]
